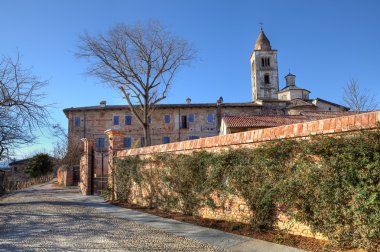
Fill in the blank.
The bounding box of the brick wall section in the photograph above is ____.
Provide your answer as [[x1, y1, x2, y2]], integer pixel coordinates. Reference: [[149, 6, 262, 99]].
[[105, 129, 126, 200], [57, 166, 74, 187], [106, 111, 380, 239], [117, 111, 379, 157], [79, 138, 94, 195]]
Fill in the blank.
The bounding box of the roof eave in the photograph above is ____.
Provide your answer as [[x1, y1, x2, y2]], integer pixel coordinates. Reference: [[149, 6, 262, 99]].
[[314, 98, 349, 110]]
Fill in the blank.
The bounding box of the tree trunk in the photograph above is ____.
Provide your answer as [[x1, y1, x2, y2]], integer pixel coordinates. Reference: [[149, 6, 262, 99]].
[[146, 124, 151, 146], [143, 123, 151, 147]]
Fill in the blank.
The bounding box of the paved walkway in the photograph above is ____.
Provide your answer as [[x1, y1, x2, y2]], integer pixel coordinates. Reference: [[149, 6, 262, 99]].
[[0, 182, 304, 252]]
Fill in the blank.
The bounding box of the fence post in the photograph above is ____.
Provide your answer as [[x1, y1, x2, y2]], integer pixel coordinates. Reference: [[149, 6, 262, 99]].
[[80, 138, 95, 195], [105, 129, 126, 201]]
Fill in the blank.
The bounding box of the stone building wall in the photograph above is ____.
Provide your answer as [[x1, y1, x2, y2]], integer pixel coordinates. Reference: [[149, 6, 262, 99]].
[[66, 105, 270, 148], [251, 50, 279, 101], [66, 100, 335, 148], [313, 99, 345, 112]]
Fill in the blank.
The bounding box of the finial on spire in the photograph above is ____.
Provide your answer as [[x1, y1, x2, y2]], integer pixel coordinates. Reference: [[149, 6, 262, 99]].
[[259, 22, 264, 31], [254, 24, 271, 50]]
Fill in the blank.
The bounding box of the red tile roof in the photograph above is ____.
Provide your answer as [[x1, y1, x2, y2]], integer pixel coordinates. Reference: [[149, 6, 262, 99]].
[[222, 111, 357, 128], [222, 115, 309, 128], [301, 111, 356, 120]]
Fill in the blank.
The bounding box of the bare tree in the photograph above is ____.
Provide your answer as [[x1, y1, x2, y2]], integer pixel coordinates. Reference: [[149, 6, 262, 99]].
[[77, 21, 195, 146], [52, 123, 82, 167], [343, 79, 378, 113], [0, 53, 50, 161]]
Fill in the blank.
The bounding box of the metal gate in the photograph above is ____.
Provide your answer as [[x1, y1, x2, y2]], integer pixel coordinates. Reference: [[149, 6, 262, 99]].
[[92, 175, 108, 195], [90, 148, 109, 195], [72, 165, 80, 186]]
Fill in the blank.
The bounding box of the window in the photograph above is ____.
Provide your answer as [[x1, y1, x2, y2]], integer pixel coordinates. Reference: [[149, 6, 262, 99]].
[[188, 136, 200, 140], [162, 136, 170, 144], [113, 115, 120, 125], [125, 115, 132, 125], [96, 138, 105, 148], [264, 74, 270, 84], [147, 115, 152, 124], [74, 116, 80, 127], [188, 113, 194, 123], [140, 137, 145, 147], [261, 57, 270, 67], [181, 115, 187, 129], [164, 114, 171, 123], [124, 137, 132, 148], [207, 113, 214, 123]]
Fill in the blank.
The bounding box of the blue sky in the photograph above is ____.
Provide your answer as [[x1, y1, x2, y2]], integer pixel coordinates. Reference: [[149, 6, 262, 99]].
[[1, 0, 379, 158]]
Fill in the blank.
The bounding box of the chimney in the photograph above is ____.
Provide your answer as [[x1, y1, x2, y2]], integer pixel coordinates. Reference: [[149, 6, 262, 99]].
[[99, 100, 107, 107], [216, 96, 223, 134], [216, 96, 224, 105]]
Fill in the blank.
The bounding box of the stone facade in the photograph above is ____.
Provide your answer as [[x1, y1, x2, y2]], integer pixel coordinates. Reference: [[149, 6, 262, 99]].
[[250, 43, 279, 100], [65, 99, 347, 150]]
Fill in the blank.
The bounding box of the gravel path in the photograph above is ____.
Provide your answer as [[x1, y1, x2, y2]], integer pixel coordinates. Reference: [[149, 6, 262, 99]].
[[0, 184, 222, 251]]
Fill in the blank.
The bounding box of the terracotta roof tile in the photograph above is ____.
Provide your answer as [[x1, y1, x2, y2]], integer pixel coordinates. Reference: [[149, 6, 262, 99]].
[[222, 111, 357, 128], [222, 115, 309, 128], [301, 111, 356, 120]]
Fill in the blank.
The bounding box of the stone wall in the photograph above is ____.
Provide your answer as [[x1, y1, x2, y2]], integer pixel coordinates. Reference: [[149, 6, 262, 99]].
[[57, 165, 79, 187], [57, 166, 70, 186], [105, 111, 380, 239]]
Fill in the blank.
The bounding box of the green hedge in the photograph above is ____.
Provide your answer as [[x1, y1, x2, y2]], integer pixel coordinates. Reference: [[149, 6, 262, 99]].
[[113, 130, 380, 250]]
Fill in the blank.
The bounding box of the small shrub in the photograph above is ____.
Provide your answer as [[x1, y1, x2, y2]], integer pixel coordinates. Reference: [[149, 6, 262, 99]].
[[160, 151, 212, 215], [113, 156, 144, 201], [273, 233, 285, 244], [101, 186, 113, 200], [25, 153, 53, 178]]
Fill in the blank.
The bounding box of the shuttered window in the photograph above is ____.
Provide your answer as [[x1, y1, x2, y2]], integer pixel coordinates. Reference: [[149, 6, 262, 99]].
[[125, 115, 132, 125], [163, 136, 170, 144], [124, 137, 132, 148]]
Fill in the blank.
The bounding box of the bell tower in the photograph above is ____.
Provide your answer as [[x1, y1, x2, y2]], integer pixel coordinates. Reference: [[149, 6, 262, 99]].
[[250, 29, 279, 101]]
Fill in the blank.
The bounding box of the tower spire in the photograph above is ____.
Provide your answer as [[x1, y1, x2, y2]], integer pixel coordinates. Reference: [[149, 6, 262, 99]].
[[254, 28, 271, 51]]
